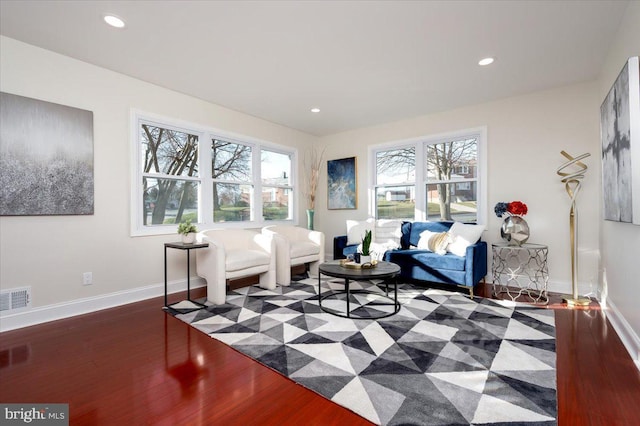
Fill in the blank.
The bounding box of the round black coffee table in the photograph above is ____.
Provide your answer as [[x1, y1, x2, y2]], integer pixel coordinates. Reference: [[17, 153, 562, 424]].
[[318, 260, 401, 319]]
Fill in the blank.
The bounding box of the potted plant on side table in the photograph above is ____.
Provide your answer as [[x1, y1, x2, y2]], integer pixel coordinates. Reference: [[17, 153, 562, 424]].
[[359, 230, 372, 264], [178, 220, 197, 244]]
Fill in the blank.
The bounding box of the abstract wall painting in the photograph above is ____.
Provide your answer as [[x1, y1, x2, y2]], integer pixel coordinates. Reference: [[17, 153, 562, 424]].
[[600, 56, 640, 225], [0, 92, 94, 216], [327, 156, 357, 210]]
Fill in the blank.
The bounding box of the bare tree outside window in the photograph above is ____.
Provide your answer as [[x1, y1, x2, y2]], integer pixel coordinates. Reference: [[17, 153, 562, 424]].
[[375, 147, 416, 219], [212, 139, 252, 222], [426, 138, 478, 221], [376, 148, 415, 183], [141, 124, 198, 225], [134, 114, 297, 234], [374, 137, 479, 222]]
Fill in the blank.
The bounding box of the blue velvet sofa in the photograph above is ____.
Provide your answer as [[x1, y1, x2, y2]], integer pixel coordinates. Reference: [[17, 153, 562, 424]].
[[333, 221, 487, 296]]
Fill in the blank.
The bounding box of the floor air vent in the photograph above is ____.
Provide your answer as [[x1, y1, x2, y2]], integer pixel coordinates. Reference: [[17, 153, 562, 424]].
[[0, 286, 31, 312]]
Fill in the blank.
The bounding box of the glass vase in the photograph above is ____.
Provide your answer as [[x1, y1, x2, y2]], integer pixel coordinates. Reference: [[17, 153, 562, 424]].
[[306, 209, 314, 230]]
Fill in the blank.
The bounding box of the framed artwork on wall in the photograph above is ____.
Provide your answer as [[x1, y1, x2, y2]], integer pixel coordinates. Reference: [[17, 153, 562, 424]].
[[600, 56, 640, 225], [0, 92, 94, 216], [327, 156, 357, 210]]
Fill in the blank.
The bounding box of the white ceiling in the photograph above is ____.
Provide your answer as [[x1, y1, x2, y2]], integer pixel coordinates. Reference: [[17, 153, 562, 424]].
[[0, 1, 629, 136]]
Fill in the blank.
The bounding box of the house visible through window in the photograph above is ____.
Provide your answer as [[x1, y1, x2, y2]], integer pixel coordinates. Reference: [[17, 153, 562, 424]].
[[133, 113, 296, 235], [375, 147, 416, 219], [425, 137, 478, 222], [261, 149, 293, 221], [373, 129, 485, 224], [212, 139, 253, 222]]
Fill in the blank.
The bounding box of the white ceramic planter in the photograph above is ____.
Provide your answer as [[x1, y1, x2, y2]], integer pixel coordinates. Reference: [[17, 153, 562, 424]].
[[181, 232, 196, 244]]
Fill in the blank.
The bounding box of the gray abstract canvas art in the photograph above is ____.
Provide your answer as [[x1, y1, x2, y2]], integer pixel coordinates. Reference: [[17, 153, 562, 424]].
[[0, 92, 94, 215], [600, 56, 640, 224]]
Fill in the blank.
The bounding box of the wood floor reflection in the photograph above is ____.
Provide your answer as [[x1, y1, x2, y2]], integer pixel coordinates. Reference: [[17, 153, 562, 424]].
[[1, 283, 638, 425]]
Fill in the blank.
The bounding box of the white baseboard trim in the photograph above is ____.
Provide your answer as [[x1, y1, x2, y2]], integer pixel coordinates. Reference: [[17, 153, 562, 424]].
[[604, 299, 640, 371], [546, 279, 571, 296], [0, 277, 206, 333], [514, 278, 600, 298]]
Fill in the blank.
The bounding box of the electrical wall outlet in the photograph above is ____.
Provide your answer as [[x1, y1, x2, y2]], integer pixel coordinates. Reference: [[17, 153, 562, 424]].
[[82, 272, 93, 286]]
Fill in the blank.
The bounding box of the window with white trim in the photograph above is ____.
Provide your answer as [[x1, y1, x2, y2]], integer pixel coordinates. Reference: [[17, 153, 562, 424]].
[[261, 149, 293, 221], [372, 128, 486, 224], [212, 138, 253, 222], [425, 137, 479, 222], [375, 146, 416, 220], [132, 112, 296, 235], [140, 122, 201, 227]]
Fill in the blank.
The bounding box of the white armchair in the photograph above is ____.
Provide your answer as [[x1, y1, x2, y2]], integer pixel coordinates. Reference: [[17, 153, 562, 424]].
[[262, 226, 325, 286], [196, 229, 276, 305]]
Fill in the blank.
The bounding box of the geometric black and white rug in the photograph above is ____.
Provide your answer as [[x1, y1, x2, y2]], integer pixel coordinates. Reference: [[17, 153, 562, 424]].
[[171, 278, 557, 425]]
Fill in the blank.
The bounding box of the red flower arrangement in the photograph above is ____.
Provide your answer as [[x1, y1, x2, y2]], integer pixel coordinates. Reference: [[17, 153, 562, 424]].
[[507, 201, 528, 216]]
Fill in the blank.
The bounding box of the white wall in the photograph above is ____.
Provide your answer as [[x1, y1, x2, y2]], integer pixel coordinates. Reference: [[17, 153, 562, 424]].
[[0, 36, 315, 328], [317, 81, 602, 296], [597, 1, 640, 364]]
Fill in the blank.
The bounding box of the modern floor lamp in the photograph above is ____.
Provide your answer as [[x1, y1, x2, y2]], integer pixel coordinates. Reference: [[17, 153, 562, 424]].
[[557, 150, 591, 306]]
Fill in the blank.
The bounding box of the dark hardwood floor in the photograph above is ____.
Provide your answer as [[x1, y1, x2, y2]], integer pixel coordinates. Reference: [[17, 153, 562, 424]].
[[1, 282, 639, 425]]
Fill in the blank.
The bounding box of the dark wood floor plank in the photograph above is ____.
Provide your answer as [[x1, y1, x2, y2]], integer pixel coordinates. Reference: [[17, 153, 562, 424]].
[[1, 283, 638, 425]]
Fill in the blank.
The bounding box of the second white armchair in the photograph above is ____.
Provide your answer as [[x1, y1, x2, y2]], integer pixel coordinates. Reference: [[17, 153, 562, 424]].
[[262, 226, 325, 286], [196, 229, 276, 305]]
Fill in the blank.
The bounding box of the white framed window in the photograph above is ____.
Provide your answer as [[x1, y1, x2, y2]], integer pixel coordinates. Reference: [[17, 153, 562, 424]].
[[261, 149, 294, 221], [131, 111, 297, 236], [211, 138, 253, 223], [137, 119, 202, 231], [425, 136, 480, 222], [371, 127, 487, 224], [374, 146, 416, 220]]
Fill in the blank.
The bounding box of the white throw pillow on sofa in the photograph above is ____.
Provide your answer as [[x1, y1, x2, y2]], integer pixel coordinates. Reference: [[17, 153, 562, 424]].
[[447, 222, 485, 256], [417, 230, 450, 255], [359, 241, 397, 261], [346, 219, 375, 245], [374, 219, 403, 249]]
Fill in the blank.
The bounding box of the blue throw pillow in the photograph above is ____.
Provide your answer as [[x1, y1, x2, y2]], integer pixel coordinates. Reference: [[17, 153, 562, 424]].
[[400, 221, 412, 249]]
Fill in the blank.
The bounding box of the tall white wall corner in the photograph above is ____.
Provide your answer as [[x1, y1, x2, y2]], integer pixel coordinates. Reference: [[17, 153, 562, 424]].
[[578, 248, 601, 298]]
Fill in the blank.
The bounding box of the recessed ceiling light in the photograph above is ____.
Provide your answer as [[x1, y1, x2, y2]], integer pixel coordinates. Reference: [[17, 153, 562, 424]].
[[103, 14, 126, 29], [310, 108, 320, 113], [478, 57, 494, 66]]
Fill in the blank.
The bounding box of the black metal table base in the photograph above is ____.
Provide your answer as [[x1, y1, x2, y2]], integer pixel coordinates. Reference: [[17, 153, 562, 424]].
[[318, 276, 400, 319], [164, 242, 209, 313], [163, 299, 207, 315]]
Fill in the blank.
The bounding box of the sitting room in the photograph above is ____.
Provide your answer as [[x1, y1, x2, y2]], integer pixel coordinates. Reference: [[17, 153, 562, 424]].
[[1, 1, 639, 425]]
